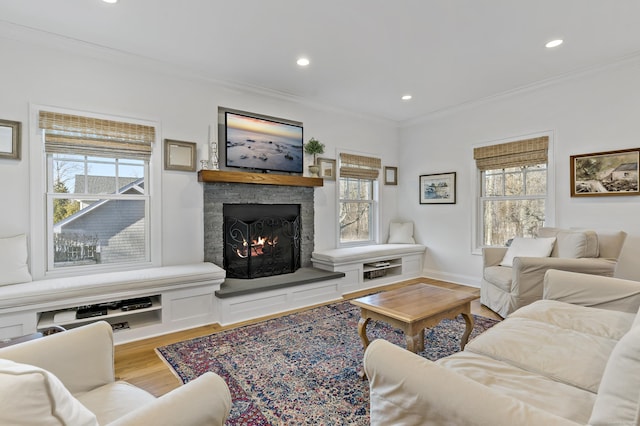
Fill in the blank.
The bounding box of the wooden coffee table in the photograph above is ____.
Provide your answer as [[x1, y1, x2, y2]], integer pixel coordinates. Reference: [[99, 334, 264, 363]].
[[351, 283, 478, 365]]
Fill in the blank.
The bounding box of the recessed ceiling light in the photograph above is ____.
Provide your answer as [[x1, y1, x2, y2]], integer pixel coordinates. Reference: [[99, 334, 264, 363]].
[[545, 39, 563, 48], [401, 95, 412, 101], [102, 0, 118, 3], [297, 58, 310, 66]]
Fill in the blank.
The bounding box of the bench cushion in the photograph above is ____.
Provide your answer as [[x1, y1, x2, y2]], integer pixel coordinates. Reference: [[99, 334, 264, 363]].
[[0, 263, 225, 309], [311, 244, 426, 265]]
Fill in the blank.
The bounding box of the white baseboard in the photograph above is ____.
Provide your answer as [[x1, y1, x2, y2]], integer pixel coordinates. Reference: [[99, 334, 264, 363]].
[[421, 268, 481, 288]]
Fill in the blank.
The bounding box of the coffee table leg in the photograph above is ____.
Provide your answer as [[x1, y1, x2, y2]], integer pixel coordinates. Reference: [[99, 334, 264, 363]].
[[405, 327, 425, 353], [358, 316, 371, 350], [460, 312, 474, 350], [357, 316, 371, 379]]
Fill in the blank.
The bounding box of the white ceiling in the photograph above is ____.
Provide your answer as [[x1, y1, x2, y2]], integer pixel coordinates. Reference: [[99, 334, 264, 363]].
[[1, 0, 640, 123]]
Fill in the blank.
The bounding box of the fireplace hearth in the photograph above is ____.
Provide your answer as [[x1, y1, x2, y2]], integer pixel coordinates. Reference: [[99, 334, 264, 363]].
[[223, 204, 301, 279]]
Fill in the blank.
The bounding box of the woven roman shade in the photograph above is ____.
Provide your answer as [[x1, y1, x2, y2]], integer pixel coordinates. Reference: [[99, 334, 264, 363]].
[[39, 111, 155, 160], [474, 136, 548, 171], [339, 153, 382, 179]]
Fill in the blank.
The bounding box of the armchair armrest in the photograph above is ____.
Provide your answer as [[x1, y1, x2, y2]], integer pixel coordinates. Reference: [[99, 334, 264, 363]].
[[0, 321, 114, 394], [543, 269, 640, 313], [106, 372, 232, 426], [482, 247, 507, 267], [363, 339, 579, 426]]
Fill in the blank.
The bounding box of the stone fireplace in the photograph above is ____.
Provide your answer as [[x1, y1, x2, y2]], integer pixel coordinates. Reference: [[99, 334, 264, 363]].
[[223, 203, 301, 279], [203, 181, 315, 276]]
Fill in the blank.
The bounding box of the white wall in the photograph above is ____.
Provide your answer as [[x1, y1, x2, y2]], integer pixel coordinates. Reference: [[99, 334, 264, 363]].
[[399, 57, 640, 284], [0, 33, 399, 279]]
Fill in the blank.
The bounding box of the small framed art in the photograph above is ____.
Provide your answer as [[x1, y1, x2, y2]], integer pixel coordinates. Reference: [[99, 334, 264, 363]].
[[570, 148, 639, 197], [419, 172, 456, 204], [164, 139, 197, 171], [317, 157, 336, 180], [0, 119, 21, 160], [384, 166, 398, 185]]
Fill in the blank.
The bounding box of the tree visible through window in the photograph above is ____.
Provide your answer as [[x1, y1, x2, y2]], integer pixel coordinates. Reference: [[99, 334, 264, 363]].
[[338, 152, 381, 245], [481, 164, 547, 246], [339, 177, 374, 243], [474, 136, 549, 247]]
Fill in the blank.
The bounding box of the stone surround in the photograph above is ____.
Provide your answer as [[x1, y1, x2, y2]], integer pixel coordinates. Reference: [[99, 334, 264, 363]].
[[203, 182, 315, 269]]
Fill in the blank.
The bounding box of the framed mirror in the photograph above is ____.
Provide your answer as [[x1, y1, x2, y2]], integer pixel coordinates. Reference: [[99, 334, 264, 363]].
[[0, 119, 21, 160]]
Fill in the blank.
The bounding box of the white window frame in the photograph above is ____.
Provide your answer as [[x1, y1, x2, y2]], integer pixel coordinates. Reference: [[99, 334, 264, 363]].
[[336, 151, 380, 248], [470, 131, 555, 255], [29, 105, 162, 279]]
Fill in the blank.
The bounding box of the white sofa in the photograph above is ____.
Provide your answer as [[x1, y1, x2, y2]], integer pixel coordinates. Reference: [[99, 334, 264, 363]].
[[364, 270, 640, 425], [0, 321, 232, 425], [481, 227, 627, 317]]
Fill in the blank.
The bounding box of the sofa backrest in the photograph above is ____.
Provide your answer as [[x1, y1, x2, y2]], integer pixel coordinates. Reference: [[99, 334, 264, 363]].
[[537, 227, 626, 260]]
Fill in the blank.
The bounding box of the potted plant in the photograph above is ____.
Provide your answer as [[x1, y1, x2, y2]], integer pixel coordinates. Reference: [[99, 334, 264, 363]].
[[304, 137, 325, 177]]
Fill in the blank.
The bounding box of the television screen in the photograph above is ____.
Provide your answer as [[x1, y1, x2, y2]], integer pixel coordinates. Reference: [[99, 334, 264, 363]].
[[225, 111, 303, 174]]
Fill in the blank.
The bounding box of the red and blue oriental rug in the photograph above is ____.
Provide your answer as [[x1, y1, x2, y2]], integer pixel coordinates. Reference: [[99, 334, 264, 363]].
[[156, 300, 498, 425]]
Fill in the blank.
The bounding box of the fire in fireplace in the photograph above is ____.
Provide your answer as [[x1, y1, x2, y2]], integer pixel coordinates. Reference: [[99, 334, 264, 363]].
[[223, 204, 301, 279]]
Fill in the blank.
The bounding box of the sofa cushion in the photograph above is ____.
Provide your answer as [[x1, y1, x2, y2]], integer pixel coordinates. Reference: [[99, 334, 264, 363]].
[[483, 266, 513, 292], [509, 299, 635, 340], [589, 324, 640, 425], [0, 358, 98, 426], [499, 237, 556, 267], [465, 316, 618, 393], [387, 222, 416, 244], [437, 351, 596, 424], [0, 234, 32, 286], [76, 381, 156, 425]]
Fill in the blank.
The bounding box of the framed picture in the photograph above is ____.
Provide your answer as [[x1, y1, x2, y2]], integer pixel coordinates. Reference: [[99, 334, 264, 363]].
[[570, 148, 639, 197], [317, 157, 336, 180], [419, 172, 456, 204], [0, 119, 21, 160], [384, 166, 398, 185], [164, 139, 197, 171]]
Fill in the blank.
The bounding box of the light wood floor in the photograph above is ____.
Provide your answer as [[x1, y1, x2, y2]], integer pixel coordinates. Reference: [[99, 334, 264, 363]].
[[114, 277, 501, 397]]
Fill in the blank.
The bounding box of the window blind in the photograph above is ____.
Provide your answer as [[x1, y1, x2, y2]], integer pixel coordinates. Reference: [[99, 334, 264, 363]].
[[473, 136, 548, 171], [39, 111, 155, 160], [339, 153, 382, 179]]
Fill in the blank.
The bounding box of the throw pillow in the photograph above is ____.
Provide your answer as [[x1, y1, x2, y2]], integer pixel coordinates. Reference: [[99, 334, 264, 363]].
[[0, 234, 32, 286], [0, 359, 98, 426], [555, 230, 599, 258], [588, 325, 640, 425], [499, 237, 556, 267], [388, 222, 415, 244]]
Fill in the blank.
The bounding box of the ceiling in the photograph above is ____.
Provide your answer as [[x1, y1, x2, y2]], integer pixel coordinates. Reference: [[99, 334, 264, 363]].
[[1, 1, 640, 123]]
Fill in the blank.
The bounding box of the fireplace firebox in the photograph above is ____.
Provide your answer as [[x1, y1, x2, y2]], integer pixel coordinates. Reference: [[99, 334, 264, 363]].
[[223, 204, 301, 279]]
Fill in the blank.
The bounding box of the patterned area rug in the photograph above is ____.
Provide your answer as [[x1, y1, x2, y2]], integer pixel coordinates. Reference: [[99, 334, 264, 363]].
[[156, 300, 498, 425]]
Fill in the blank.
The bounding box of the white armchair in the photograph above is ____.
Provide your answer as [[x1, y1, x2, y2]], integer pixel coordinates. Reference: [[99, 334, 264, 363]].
[[480, 227, 627, 317], [0, 321, 231, 426]]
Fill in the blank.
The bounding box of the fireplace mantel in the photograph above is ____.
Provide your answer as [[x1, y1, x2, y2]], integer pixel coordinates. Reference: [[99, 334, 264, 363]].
[[198, 170, 323, 187]]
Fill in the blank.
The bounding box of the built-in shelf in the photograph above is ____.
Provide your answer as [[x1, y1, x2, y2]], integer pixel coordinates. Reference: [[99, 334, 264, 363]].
[[198, 170, 323, 187]]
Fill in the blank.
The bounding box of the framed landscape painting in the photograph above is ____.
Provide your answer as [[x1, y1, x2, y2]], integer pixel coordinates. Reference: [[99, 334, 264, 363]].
[[420, 172, 456, 204], [570, 148, 639, 197]]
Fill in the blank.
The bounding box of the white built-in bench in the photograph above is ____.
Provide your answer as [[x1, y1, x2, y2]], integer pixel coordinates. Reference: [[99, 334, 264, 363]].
[[311, 243, 427, 294], [0, 263, 225, 344]]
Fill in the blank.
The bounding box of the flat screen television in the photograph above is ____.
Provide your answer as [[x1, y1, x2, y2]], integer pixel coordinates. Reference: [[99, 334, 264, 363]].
[[224, 110, 304, 174]]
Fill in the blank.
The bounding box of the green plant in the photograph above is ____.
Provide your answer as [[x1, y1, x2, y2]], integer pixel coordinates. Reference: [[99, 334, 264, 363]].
[[304, 137, 325, 163]]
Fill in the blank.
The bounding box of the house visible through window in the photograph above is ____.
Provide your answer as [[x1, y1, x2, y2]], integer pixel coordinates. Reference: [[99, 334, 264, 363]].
[[39, 111, 154, 271], [474, 136, 549, 247], [338, 153, 381, 245]]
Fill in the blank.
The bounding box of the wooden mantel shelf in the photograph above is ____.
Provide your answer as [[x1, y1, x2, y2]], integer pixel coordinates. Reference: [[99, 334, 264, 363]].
[[198, 170, 324, 187]]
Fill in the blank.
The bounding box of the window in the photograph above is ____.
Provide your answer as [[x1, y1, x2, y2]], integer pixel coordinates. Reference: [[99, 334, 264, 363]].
[[474, 136, 549, 247], [39, 111, 155, 272], [338, 153, 381, 245]]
